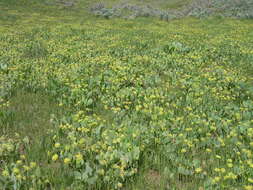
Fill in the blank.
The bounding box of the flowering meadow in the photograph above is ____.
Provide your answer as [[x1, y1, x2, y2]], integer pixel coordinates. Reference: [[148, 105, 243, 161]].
[[0, 3, 253, 190]]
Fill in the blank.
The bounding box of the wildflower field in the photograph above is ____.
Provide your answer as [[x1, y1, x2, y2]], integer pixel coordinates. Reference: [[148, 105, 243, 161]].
[[0, 2, 253, 190]]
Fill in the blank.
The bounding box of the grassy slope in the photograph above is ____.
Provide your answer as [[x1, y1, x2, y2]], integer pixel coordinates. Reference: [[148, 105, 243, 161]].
[[81, 0, 192, 9], [0, 0, 192, 10], [0, 1, 253, 190]]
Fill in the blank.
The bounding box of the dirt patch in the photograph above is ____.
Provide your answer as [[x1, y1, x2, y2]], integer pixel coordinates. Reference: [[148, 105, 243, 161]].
[[144, 170, 163, 188]]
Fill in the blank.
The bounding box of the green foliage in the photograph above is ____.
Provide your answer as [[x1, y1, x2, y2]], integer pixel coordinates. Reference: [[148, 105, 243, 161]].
[[0, 2, 253, 190]]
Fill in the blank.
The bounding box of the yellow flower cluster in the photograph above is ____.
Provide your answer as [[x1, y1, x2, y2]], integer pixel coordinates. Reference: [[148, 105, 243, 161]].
[[0, 6, 253, 189]]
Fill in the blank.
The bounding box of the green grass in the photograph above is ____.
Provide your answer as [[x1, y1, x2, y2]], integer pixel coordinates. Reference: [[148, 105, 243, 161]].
[[0, 90, 75, 188], [0, 1, 253, 190], [1, 91, 57, 136], [0, 90, 64, 164], [4, 0, 191, 11]]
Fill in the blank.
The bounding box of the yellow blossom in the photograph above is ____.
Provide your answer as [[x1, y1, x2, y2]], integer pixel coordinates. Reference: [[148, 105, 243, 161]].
[[248, 178, 253, 183], [244, 186, 253, 190], [181, 148, 186, 153], [195, 168, 202, 173], [13, 168, 20, 174], [2, 170, 9, 177], [212, 176, 221, 183], [64, 158, 71, 165], [16, 160, 22, 165], [30, 162, 37, 168], [54, 143, 60, 148], [52, 154, 59, 161], [117, 182, 123, 188], [20, 155, 26, 160]]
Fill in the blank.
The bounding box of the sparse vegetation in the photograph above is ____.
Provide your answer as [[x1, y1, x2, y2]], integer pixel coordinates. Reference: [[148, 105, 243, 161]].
[[89, 0, 253, 19]]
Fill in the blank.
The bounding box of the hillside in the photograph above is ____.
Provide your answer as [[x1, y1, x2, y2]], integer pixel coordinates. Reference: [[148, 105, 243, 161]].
[[84, 0, 192, 9], [89, 0, 253, 19], [0, 0, 253, 190], [0, 0, 192, 9]]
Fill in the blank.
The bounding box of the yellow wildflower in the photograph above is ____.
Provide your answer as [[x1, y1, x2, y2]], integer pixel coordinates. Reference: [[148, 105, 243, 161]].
[[195, 168, 202, 173], [30, 162, 37, 168], [2, 170, 9, 177], [117, 182, 123, 188], [52, 154, 59, 161], [244, 186, 253, 190], [181, 148, 187, 153], [64, 158, 71, 165], [13, 168, 20, 174], [54, 143, 60, 148]]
